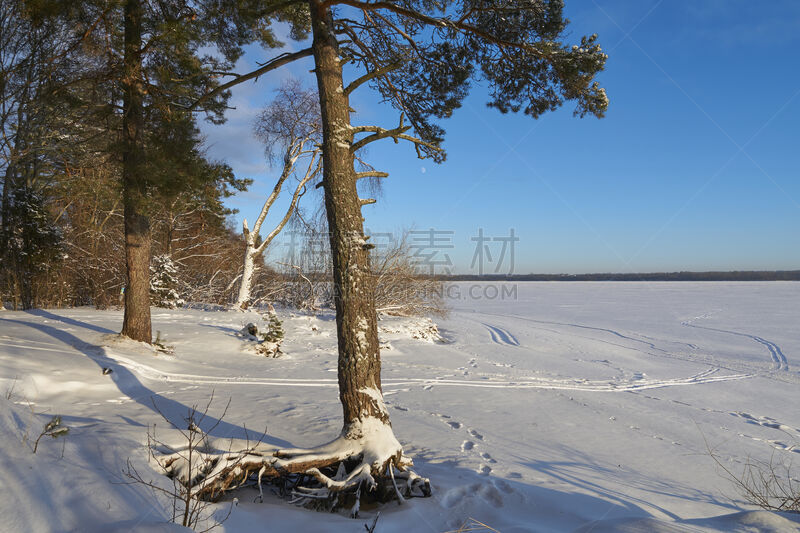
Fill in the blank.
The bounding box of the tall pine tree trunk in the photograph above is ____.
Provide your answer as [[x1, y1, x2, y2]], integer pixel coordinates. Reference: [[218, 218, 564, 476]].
[[1, 132, 19, 306], [309, 1, 389, 429], [120, 0, 152, 342], [1, 164, 12, 262]]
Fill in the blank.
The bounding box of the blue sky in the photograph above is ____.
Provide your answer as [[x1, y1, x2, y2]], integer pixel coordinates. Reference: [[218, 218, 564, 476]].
[[200, 0, 800, 275]]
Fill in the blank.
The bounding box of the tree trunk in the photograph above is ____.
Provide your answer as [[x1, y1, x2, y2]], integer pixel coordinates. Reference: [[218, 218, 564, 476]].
[[120, 0, 152, 343], [309, 1, 388, 428], [1, 163, 12, 261], [235, 236, 257, 309]]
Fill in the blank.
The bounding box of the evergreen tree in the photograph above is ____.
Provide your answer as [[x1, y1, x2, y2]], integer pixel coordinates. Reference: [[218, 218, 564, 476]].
[[263, 309, 284, 343], [0, 1, 81, 305], [5, 186, 63, 309], [304, 1, 607, 484], [20, 0, 301, 340], [114, 0, 308, 342], [158, 0, 609, 508], [149, 254, 183, 309]]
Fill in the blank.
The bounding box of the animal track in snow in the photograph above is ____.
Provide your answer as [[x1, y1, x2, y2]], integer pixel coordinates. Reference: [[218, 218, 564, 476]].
[[433, 414, 492, 469], [480, 452, 497, 463], [738, 433, 800, 453], [468, 428, 484, 440], [432, 413, 465, 431], [730, 412, 799, 434]]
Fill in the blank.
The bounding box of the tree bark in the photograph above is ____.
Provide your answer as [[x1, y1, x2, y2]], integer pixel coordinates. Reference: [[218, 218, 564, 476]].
[[309, 1, 388, 428], [236, 232, 257, 309], [1, 163, 12, 261], [120, 0, 152, 343]]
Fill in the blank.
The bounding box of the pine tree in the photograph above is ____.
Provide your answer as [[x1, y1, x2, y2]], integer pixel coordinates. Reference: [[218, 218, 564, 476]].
[[150, 254, 184, 309], [0, 1, 80, 307], [275, 0, 607, 491], [5, 187, 62, 309], [20, 1, 301, 340], [158, 0, 609, 510], [263, 309, 284, 343]]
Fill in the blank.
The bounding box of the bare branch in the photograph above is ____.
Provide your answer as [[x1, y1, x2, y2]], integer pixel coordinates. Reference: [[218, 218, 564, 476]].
[[356, 171, 389, 179], [255, 153, 320, 255]]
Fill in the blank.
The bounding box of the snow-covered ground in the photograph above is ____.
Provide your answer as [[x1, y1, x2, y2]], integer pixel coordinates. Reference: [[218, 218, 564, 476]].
[[1, 282, 799, 532]]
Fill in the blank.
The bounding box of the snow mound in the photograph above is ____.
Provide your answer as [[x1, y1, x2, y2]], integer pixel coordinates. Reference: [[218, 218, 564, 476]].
[[379, 317, 444, 343]]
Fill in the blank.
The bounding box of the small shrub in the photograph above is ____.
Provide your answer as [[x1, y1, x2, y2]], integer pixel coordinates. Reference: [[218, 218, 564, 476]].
[[33, 415, 69, 453]]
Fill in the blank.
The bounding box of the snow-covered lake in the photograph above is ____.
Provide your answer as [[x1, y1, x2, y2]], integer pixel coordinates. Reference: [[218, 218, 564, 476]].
[[1, 282, 799, 532]]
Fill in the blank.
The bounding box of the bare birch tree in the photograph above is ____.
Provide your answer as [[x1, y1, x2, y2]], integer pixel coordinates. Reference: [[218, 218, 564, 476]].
[[235, 81, 322, 310]]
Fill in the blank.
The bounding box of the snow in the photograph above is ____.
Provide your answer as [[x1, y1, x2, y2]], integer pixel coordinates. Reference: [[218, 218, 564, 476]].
[[1, 283, 800, 532]]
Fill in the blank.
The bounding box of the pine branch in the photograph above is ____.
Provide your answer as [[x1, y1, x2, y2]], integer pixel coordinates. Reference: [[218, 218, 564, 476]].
[[190, 49, 313, 111], [321, 0, 551, 58], [344, 60, 404, 96], [351, 115, 442, 156]]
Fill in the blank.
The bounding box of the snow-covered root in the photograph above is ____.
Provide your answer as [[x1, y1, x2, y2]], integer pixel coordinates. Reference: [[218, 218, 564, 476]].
[[155, 418, 430, 516]]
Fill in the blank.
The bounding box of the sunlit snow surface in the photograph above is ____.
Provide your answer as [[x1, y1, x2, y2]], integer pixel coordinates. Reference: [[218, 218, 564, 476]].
[[1, 282, 799, 532]]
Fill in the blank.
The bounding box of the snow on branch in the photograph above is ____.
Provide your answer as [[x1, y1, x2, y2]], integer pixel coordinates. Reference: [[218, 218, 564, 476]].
[[351, 114, 443, 158]]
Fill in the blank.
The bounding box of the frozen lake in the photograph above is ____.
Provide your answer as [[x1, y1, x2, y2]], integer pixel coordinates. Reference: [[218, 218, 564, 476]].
[[1, 282, 799, 532]]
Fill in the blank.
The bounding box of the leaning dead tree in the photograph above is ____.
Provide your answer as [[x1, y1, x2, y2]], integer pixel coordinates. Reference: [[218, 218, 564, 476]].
[[235, 81, 322, 310], [161, 0, 607, 514]]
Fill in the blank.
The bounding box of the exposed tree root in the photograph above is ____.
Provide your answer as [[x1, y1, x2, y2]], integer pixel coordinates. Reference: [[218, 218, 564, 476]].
[[155, 418, 431, 517]]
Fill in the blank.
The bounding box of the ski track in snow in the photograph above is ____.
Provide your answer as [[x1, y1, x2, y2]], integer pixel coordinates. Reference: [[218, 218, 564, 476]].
[[0, 307, 780, 398], [480, 312, 662, 352], [1, 304, 781, 401], [443, 312, 754, 394], [681, 321, 789, 371], [482, 324, 520, 346], [0, 340, 751, 394], [470, 311, 792, 380]]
